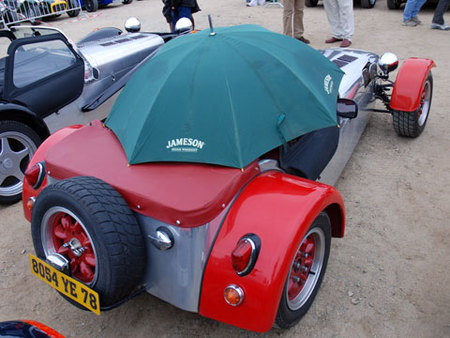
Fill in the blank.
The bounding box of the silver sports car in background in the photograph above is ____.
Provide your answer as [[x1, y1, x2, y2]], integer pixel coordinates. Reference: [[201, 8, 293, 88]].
[[0, 18, 188, 203]]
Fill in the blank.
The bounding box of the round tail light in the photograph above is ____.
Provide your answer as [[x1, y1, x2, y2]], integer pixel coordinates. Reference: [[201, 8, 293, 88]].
[[24, 162, 45, 189], [231, 234, 261, 277], [224, 284, 244, 306]]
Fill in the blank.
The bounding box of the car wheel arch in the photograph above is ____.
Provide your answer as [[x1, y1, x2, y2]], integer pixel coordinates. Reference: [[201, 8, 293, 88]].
[[199, 171, 345, 332], [0, 107, 50, 142]]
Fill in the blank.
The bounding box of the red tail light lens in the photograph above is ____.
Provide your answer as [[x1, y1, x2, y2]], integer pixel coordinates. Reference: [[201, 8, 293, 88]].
[[24, 162, 45, 189], [231, 234, 261, 277]]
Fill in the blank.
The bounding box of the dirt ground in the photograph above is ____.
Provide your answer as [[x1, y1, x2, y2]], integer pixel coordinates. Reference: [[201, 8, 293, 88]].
[[1, 0, 449, 337]]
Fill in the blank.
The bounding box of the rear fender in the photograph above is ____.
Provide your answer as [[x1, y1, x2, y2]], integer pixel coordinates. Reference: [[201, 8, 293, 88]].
[[199, 171, 345, 332], [390, 58, 435, 112], [22, 124, 83, 221]]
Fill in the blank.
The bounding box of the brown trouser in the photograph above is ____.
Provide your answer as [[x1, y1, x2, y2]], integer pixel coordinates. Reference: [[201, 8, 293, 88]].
[[283, 0, 305, 39]]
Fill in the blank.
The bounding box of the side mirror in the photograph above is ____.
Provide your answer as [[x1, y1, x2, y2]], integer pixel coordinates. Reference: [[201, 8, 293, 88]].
[[125, 17, 141, 33], [378, 52, 399, 74], [175, 17, 193, 33], [337, 98, 358, 119]]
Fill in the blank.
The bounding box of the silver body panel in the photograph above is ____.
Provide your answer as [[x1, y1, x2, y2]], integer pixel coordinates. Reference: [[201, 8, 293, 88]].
[[43, 32, 165, 133], [319, 48, 378, 185], [137, 208, 226, 312]]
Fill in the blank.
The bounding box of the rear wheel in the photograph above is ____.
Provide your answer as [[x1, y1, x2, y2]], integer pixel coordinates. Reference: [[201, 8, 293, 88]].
[[392, 72, 432, 138], [0, 120, 41, 204], [31, 176, 146, 308], [84, 0, 98, 12], [122, 0, 132, 4], [305, 0, 319, 7], [275, 212, 331, 328]]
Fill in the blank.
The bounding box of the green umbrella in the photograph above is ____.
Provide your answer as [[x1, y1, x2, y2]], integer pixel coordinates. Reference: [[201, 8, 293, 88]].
[[106, 24, 344, 168]]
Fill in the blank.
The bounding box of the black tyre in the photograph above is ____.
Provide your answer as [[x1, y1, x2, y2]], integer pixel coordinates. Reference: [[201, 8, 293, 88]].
[[305, 0, 319, 7], [67, 8, 80, 16], [275, 212, 331, 329], [360, 0, 376, 8], [31, 176, 146, 308], [67, 0, 80, 16], [122, 0, 132, 4], [0, 120, 41, 204], [392, 72, 432, 138], [84, 0, 98, 12], [387, 0, 400, 9]]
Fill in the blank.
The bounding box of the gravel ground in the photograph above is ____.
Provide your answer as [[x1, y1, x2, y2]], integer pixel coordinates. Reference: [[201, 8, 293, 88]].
[[0, 0, 449, 337]]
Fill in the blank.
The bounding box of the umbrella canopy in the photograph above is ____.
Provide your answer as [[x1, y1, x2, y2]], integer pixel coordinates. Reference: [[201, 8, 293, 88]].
[[106, 24, 344, 168]]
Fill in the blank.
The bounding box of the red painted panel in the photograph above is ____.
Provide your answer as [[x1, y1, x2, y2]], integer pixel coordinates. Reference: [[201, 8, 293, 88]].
[[22, 125, 83, 221], [22, 320, 64, 338], [390, 58, 435, 112], [199, 172, 345, 332], [42, 121, 259, 227]]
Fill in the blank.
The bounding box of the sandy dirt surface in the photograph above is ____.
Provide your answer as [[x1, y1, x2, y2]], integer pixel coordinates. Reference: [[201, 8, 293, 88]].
[[1, 0, 449, 337]]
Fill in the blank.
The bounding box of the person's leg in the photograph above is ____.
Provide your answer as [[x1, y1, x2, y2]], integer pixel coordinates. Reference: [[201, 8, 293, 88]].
[[403, 0, 418, 21], [283, 0, 295, 37], [177, 6, 192, 20], [172, 6, 192, 30], [293, 0, 305, 39], [410, 0, 426, 18], [339, 0, 354, 41], [323, 0, 342, 39], [432, 0, 450, 25]]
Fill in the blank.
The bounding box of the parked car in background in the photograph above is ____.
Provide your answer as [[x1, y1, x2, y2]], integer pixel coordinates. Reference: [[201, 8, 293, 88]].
[[79, 0, 132, 13], [33, 0, 80, 18], [0, 19, 189, 203], [0, 320, 63, 337]]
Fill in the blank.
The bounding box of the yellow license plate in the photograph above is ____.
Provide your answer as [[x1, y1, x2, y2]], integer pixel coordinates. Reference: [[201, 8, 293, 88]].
[[29, 254, 100, 315]]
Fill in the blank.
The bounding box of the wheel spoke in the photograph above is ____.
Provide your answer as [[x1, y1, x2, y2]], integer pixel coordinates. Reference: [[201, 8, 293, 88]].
[[0, 136, 12, 156], [10, 165, 25, 182], [61, 215, 73, 230], [83, 253, 96, 267], [0, 172, 7, 186], [79, 261, 94, 281], [57, 245, 69, 255], [54, 224, 69, 240], [72, 221, 83, 233], [70, 258, 79, 274], [82, 237, 91, 247]]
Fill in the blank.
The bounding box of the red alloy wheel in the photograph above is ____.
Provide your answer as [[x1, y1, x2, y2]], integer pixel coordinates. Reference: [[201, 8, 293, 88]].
[[42, 207, 97, 284], [287, 236, 315, 302], [285, 227, 326, 311], [417, 80, 431, 127]]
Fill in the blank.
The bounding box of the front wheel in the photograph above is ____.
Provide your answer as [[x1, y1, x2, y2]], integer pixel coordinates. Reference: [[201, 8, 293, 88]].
[[0, 120, 41, 204], [392, 72, 433, 138], [31, 176, 146, 308], [275, 212, 331, 329], [122, 0, 132, 4]]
